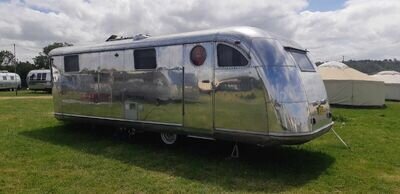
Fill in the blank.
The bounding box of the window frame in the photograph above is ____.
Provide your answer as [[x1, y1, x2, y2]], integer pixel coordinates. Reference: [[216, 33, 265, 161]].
[[286, 48, 316, 72], [216, 43, 250, 68], [190, 45, 207, 66], [64, 55, 80, 73], [133, 48, 157, 70]]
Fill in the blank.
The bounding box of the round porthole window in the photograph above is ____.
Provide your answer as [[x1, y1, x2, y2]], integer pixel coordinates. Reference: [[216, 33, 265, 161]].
[[190, 45, 207, 66]]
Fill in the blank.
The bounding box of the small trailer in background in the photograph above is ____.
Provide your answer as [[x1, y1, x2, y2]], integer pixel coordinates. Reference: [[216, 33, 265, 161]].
[[27, 69, 52, 92], [0, 71, 21, 90]]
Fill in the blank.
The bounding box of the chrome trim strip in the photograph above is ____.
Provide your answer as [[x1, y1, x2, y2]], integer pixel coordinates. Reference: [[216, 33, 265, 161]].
[[215, 127, 268, 136], [269, 122, 334, 137], [54, 112, 183, 127], [187, 135, 216, 140]]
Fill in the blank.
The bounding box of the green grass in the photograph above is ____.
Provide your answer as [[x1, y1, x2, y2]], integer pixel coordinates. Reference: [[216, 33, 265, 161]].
[[0, 89, 51, 97], [0, 98, 399, 193]]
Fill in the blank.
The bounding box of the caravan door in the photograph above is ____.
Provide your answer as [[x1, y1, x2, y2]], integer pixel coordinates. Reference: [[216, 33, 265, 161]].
[[183, 43, 214, 134], [214, 43, 268, 134]]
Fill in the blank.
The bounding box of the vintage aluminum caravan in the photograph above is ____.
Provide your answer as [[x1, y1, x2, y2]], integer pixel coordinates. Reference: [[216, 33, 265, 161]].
[[0, 71, 21, 90], [49, 26, 333, 146], [27, 69, 52, 91]]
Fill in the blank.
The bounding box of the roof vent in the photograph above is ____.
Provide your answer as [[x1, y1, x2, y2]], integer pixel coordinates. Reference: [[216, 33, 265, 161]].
[[105, 34, 150, 42], [133, 34, 151, 41], [105, 35, 133, 42]]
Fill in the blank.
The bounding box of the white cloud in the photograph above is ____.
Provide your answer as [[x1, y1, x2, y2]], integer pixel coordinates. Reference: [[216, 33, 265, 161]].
[[296, 0, 400, 61], [0, 0, 399, 62]]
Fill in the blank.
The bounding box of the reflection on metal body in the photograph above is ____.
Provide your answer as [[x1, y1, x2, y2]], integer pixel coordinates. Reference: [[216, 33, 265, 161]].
[[214, 63, 268, 134], [183, 43, 214, 133], [26, 69, 52, 91], [51, 57, 62, 113], [59, 53, 99, 117], [133, 45, 183, 124], [50, 26, 333, 146]]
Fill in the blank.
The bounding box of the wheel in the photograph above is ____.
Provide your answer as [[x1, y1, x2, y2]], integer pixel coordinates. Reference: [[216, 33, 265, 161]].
[[160, 132, 178, 145]]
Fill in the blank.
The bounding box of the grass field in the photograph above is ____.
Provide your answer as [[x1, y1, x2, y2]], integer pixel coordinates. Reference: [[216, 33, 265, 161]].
[[0, 94, 399, 193], [0, 89, 51, 97]]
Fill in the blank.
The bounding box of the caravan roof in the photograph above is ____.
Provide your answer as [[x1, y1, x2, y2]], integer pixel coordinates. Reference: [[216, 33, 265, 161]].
[[50, 26, 304, 56]]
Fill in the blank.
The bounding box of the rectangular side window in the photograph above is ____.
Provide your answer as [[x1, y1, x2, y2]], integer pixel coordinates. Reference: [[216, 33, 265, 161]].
[[288, 50, 315, 72], [134, 49, 157, 69], [10, 76, 14, 80], [64, 55, 80, 72], [37, 73, 42, 80], [2, 76, 6, 80], [42, 73, 47, 80]]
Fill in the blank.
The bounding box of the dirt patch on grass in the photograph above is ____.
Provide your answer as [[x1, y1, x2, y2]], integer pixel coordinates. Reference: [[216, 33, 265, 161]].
[[380, 170, 400, 183], [0, 96, 52, 100]]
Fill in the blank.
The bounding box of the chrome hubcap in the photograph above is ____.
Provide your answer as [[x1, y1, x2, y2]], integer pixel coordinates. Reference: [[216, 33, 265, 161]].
[[160, 132, 177, 145]]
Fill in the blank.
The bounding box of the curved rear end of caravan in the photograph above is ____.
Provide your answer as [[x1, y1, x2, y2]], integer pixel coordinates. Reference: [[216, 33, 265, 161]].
[[252, 38, 333, 145]]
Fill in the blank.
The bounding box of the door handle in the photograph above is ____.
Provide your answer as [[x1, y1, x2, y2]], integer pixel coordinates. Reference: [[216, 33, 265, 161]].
[[201, 80, 210, 83]]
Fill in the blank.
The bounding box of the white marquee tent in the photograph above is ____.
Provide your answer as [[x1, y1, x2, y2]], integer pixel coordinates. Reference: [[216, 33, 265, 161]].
[[371, 71, 400, 101], [318, 61, 385, 106]]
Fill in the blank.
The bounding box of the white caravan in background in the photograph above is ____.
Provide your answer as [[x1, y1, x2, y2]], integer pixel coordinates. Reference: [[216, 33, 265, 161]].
[[0, 71, 21, 90]]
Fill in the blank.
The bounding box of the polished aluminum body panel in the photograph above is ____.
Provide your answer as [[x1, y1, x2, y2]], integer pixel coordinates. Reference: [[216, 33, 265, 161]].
[[214, 43, 268, 134], [50, 26, 333, 145], [252, 38, 332, 135], [131, 46, 183, 124], [51, 58, 62, 113], [183, 43, 214, 133], [60, 53, 99, 117]]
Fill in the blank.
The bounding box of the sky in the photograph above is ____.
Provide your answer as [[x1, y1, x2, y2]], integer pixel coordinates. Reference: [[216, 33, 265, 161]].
[[307, 0, 346, 12], [0, 0, 399, 63]]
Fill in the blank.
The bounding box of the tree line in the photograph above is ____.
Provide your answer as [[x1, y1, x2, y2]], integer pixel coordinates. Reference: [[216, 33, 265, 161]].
[[0, 43, 71, 87], [316, 59, 400, 75]]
